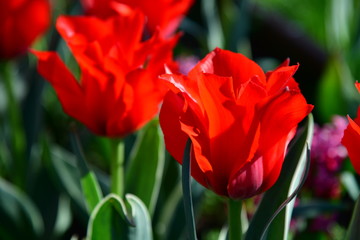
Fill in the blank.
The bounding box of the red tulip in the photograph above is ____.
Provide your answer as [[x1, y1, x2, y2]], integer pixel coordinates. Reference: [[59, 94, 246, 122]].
[[342, 82, 360, 174], [32, 9, 179, 137], [80, 0, 193, 37], [159, 48, 313, 199], [0, 0, 50, 59]]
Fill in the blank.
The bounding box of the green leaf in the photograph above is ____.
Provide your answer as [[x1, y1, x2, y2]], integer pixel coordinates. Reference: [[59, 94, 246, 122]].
[[70, 132, 103, 213], [81, 172, 103, 212], [326, 0, 353, 50], [346, 195, 360, 240], [53, 194, 72, 238], [341, 172, 360, 201], [245, 114, 314, 240], [0, 177, 44, 239], [42, 141, 88, 218], [126, 194, 153, 240], [292, 200, 347, 218], [125, 120, 165, 215], [201, 0, 224, 50], [87, 193, 152, 240], [156, 167, 204, 240], [317, 56, 356, 122]]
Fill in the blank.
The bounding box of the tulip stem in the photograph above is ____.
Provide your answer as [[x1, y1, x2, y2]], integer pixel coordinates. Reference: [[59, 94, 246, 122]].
[[111, 139, 125, 197], [345, 194, 360, 239], [0, 61, 25, 189], [228, 199, 242, 240], [182, 139, 197, 240]]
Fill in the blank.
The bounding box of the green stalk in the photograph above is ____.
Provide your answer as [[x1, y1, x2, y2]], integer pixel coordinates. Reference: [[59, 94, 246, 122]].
[[0, 62, 25, 189], [228, 199, 242, 240], [111, 139, 125, 197]]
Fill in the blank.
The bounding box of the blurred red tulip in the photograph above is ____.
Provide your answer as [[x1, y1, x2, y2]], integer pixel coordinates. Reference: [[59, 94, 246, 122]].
[[81, 0, 193, 37], [0, 0, 50, 59], [342, 82, 360, 174], [159, 48, 313, 199], [32, 9, 178, 137]]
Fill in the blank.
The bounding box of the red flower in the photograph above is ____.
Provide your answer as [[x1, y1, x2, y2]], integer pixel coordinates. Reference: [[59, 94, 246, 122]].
[[80, 0, 193, 37], [159, 48, 313, 199], [32, 9, 178, 137], [342, 82, 360, 174], [0, 0, 50, 59]]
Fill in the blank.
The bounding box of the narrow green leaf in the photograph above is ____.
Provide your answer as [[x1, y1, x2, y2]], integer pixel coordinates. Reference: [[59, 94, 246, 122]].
[[245, 114, 314, 240], [53, 194, 72, 238], [0, 177, 44, 239], [341, 172, 360, 201], [346, 195, 360, 240], [0, 62, 26, 189], [70, 132, 103, 212], [126, 194, 153, 240], [182, 139, 197, 240], [87, 193, 152, 240], [218, 225, 229, 240], [159, 180, 204, 240], [292, 200, 347, 218], [81, 172, 103, 212], [317, 57, 356, 122], [327, 0, 352, 50], [201, 0, 224, 50], [125, 120, 165, 215], [42, 141, 88, 217]]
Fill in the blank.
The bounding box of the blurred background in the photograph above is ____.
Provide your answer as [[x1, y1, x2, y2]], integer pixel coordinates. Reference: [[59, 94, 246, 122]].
[[1, 0, 360, 239]]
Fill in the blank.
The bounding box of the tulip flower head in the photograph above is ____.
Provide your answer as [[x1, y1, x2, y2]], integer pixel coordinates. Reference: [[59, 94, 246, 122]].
[[0, 0, 50, 59], [80, 0, 194, 37], [33, 8, 178, 137], [159, 48, 313, 199], [341, 82, 360, 174]]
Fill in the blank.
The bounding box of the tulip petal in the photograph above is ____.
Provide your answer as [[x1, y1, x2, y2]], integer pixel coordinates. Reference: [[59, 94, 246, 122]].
[[159, 48, 312, 199], [258, 89, 313, 153], [342, 116, 360, 174], [160, 92, 188, 163], [31, 50, 85, 119], [227, 155, 264, 199], [356, 82, 360, 93], [266, 65, 299, 95], [159, 92, 209, 188], [190, 48, 266, 88]]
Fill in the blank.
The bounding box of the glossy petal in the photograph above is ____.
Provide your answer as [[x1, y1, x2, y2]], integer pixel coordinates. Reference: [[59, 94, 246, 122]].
[[30, 50, 85, 118], [356, 82, 360, 93], [81, 0, 194, 37], [33, 9, 178, 137], [342, 116, 360, 174], [160, 48, 313, 199], [341, 82, 360, 175]]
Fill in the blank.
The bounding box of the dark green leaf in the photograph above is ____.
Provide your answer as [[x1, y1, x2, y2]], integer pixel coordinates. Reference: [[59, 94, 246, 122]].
[[42, 141, 88, 219], [346, 195, 360, 240], [317, 57, 356, 122], [201, 0, 224, 50], [70, 132, 103, 213], [341, 172, 360, 201], [245, 114, 314, 240], [0, 177, 44, 239], [125, 120, 165, 215], [87, 193, 152, 240]]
